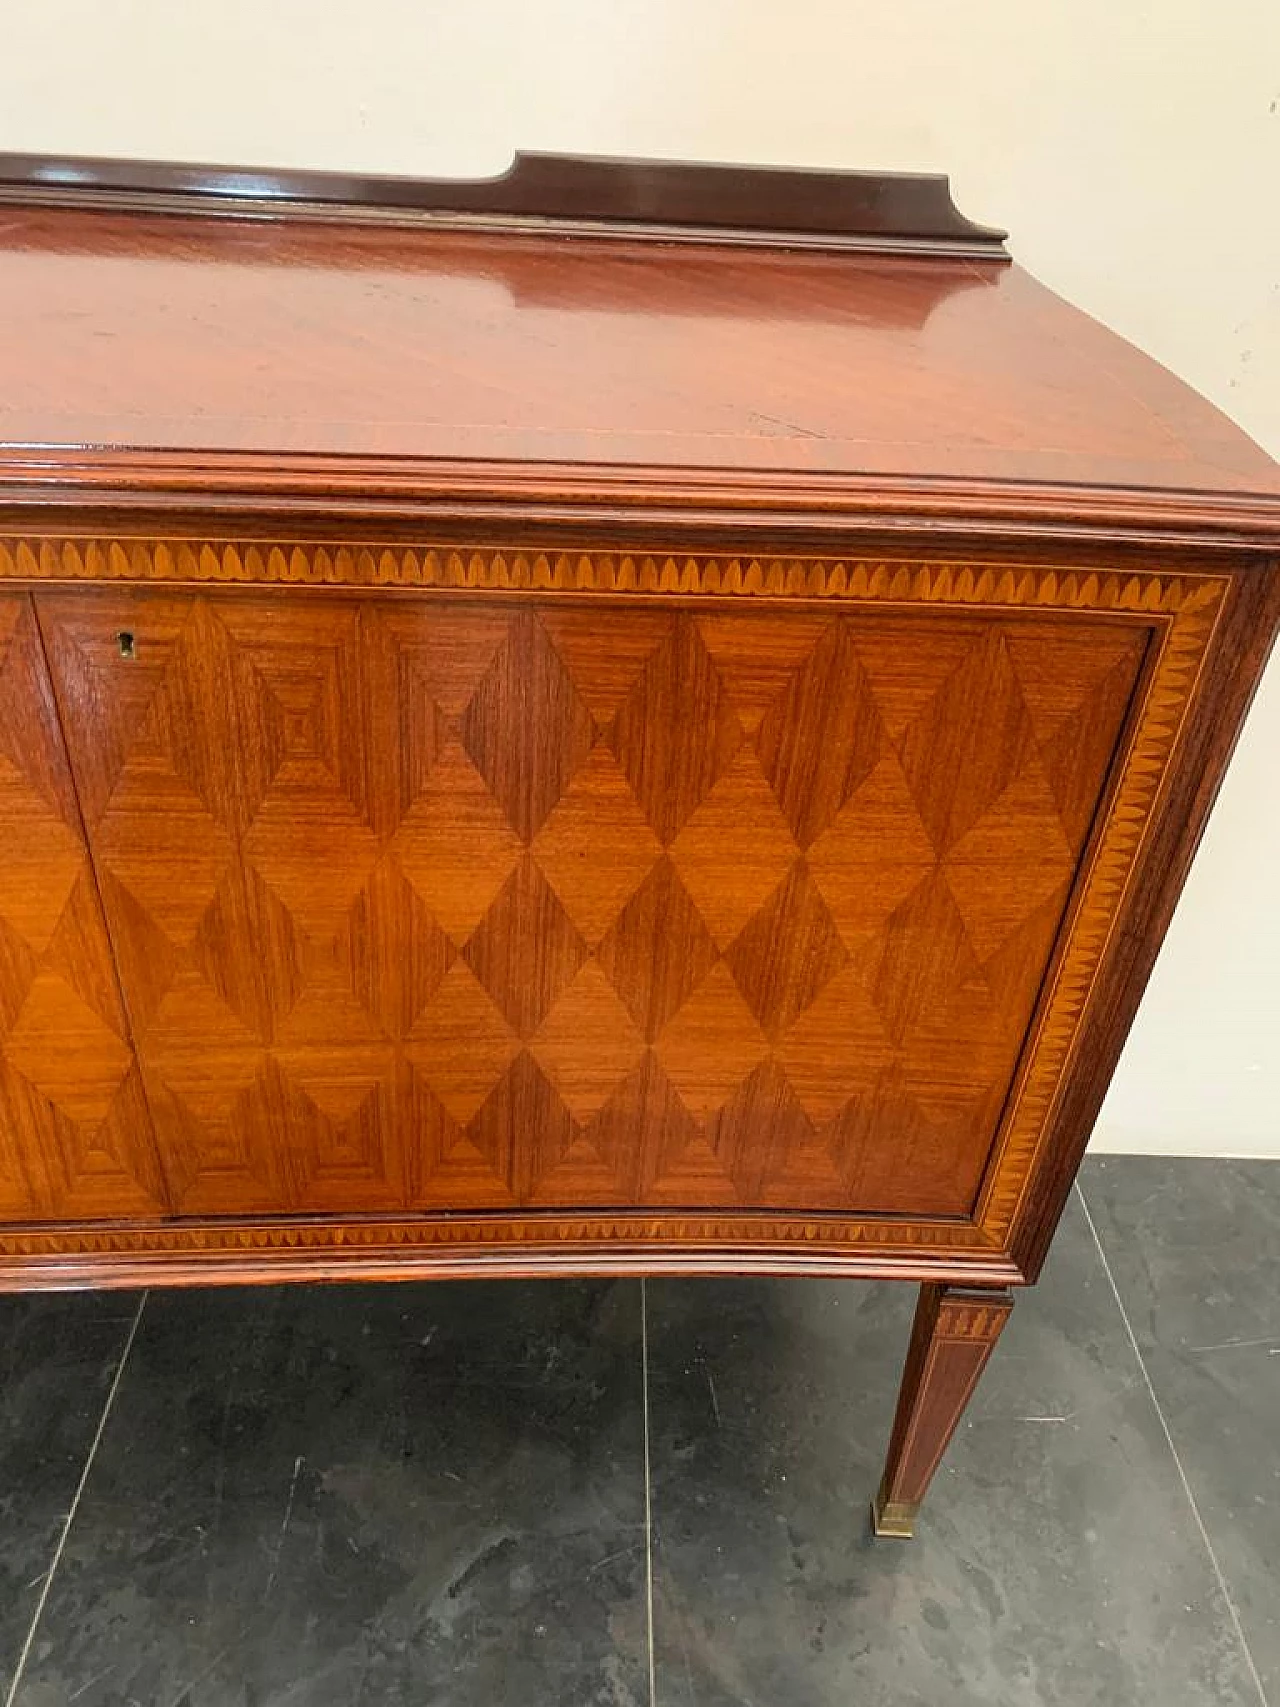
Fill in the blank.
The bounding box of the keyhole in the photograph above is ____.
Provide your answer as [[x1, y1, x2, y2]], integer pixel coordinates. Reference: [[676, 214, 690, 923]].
[[116, 631, 136, 660]]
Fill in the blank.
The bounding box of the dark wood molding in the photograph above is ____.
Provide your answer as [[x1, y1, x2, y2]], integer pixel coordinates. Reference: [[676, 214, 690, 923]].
[[0, 149, 1009, 258], [2, 453, 1278, 552], [0, 1226, 1024, 1295]]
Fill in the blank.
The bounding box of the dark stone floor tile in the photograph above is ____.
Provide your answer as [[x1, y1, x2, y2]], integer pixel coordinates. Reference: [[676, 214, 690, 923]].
[[12, 1279, 648, 1707], [0, 1292, 141, 1698], [1082, 1155, 1279, 1698], [646, 1195, 1261, 1707]]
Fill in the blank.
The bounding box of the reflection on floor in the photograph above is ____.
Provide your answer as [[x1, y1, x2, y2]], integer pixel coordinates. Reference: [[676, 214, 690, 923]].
[[0, 1157, 1275, 1706]]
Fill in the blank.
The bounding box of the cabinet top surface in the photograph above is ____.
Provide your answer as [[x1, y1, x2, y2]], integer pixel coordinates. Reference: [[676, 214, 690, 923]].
[[0, 154, 1277, 530]]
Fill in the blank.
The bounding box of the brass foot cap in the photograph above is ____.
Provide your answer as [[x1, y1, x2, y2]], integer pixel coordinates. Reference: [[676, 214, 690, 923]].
[[871, 1494, 917, 1539]]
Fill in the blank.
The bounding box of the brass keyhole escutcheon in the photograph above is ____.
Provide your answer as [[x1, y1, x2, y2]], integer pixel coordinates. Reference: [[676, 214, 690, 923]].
[[116, 631, 136, 660]]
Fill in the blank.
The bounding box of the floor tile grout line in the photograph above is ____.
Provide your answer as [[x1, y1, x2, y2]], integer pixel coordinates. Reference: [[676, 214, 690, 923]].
[[1075, 1183, 1268, 1707], [640, 1277, 657, 1707], [3, 1291, 148, 1707]]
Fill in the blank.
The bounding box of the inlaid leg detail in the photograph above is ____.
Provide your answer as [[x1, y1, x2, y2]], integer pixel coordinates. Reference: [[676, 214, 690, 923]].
[[872, 1282, 1014, 1538]]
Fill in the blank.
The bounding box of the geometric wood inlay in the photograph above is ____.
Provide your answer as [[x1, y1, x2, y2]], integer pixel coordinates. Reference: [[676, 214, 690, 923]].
[[0, 592, 167, 1221], [31, 575, 1161, 1228]]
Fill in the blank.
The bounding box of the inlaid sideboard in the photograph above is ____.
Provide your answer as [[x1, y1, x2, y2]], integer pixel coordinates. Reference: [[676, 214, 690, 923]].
[[0, 152, 1277, 1536]]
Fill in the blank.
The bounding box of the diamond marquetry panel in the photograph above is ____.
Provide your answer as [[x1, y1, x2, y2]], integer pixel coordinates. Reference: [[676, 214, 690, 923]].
[[0, 593, 167, 1221], [375, 605, 512, 720], [608, 614, 745, 844], [812, 1070, 989, 1219], [695, 613, 834, 733], [463, 854, 588, 1037], [944, 760, 1076, 963], [1003, 623, 1151, 748], [756, 619, 887, 847], [1036, 636, 1151, 851], [532, 743, 662, 946], [473, 1052, 579, 1203], [0, 754, 86, 952], [775, 960, 896, 1125], [189, 863, 304, 1044], [712, 1058, 816, 1202], [404, 961, 521, 1125], [651, 963, 769, 1119], [897, 630, 1035, 855], [272, 973, 396, 1126], [33, 587, 1149, 1223], [848, 621, 982, 743], [460, 608, 596, 842], [871, 872, 986, 1048], [806, 755, 937, 949], [597, 857, 720, 1043], [338, 858, 456, 1040], [538, 606, 671, 726], [243, 777, 381, 942], [530, 961, 647, 1123], [142, 973, 265, 1121], [95, 766, 235, 945], [725, 863, 850, 1041], [217, 599, 370, 817], [390, 738, 523, 944], [407, 1073, 518, 1209], [4, 972, 132, 1127], [639, 1053, 743, 1208], [668, 747, 798, 949]]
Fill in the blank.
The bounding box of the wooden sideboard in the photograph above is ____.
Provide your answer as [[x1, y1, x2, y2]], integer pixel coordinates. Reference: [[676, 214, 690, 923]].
[[0, 152, 1277, 1536]]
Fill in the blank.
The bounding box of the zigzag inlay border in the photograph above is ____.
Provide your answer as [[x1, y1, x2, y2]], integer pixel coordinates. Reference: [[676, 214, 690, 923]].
[[0, 538, 1232, 1268], [0, 1209, 991, 1261], [935, 1295, 1016, 1342], [0, 536, 1223, 617]]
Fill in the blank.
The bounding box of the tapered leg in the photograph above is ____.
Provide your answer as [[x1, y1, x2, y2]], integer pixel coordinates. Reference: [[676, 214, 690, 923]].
[[872, 1282, 1014, 1538]]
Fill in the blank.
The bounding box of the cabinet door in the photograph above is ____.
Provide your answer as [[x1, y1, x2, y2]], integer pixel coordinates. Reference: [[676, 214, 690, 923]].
[[0, 593, 167, 1220], [38, 587, 1146, 1221], [39, 589, 398, 1216]]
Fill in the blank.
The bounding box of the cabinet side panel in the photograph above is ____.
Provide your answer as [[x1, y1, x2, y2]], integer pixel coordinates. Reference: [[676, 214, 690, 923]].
[[1011, 557, 1280, 1275], [0, 592, 167, 1219]]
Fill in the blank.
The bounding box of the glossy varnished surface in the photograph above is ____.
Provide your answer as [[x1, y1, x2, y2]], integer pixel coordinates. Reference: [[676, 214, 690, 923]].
[[0, 162, 1278, 1316], [1, 204, 1278, 505], [28, 589, 1143, 1223]]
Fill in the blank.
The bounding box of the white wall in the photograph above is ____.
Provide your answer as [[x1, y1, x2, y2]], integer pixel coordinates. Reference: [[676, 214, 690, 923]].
[[4, 0, 1278, 1154]]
